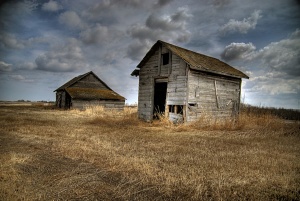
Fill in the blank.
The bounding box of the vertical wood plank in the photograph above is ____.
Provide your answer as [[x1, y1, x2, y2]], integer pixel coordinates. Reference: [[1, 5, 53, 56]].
[[165, 105, 169, 118], [158, 45, 161, 76], [214, 80, 219, 109]]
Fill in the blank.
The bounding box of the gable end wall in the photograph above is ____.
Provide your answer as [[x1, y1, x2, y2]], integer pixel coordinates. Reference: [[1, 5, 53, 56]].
[[138, 43, 189, 121], [71, 74, 108, 89]]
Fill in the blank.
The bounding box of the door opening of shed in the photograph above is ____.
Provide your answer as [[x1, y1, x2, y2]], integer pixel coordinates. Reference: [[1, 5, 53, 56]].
[[153, 82, 167, 119]]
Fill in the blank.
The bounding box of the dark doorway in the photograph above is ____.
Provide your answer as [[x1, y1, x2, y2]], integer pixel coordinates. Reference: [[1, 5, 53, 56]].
[[153, 82, 167, 118], [65, 92, 72, 109]]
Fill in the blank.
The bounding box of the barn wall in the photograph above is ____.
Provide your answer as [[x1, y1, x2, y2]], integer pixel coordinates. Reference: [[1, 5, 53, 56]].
[[138, 43, 190, 122], [56, 91, 62, 107], [138, 49, 159, 121], [71, 74, 108, 89], [160, 45, 171, 76], [72, 99, 125, 110], [61, 91, 66, 108], [138, 43, 190, 121], [187, 70, 241, 122], [165, 53, 188, 122]]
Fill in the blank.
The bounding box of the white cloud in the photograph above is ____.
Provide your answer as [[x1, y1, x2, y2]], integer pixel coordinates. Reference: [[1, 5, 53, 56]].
[[221, 42, 256, 61], [80, 24, 122, 45], [42, 0, 62, 12], [222, 29, 300, 77], [0, 61, 12, 72], [255, 29, 300, 76], [16, 62, 37, 70], [220, 10, 262, 35], [59, 11, 86, 30], [247, 75, 299, 95], [8, 74, 34, 82], [0, 33, 25, 49], [0, 32, 51, 50], [35, 38, 87, 72], [228, 29, 300, 108], [9, 74, 25, 81]]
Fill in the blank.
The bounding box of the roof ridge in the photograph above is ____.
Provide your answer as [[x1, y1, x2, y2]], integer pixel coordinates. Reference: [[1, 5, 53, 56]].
[[54, 71, 114, 92], [137, 40, 249, 79], [159, 40, 232, 65]]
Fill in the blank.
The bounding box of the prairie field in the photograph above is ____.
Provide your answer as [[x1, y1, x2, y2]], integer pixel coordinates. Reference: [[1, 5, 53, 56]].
[[0, 104, 299, 200]]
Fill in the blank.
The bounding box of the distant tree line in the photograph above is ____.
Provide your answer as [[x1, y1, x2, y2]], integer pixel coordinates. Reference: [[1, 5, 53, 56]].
[[241, 104, 300, 121]]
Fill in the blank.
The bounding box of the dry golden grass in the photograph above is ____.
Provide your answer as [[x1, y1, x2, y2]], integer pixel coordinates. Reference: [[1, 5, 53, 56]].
[[0, 104, 299, 200]]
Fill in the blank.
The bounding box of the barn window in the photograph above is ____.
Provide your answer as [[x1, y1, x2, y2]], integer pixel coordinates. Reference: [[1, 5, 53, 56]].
[[162, 53, 169, 65], [168, 105, 183, 115], [169, 105, 175, 113]]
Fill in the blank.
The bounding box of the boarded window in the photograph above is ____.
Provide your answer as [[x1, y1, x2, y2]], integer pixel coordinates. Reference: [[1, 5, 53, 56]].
[[162, 53, 169, 65]]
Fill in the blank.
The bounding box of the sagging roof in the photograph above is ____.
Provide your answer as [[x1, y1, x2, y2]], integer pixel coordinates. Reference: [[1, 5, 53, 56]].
[[54, 71, 112, 92], [66, 88, 125, 101], [131, 40, 249, 79]]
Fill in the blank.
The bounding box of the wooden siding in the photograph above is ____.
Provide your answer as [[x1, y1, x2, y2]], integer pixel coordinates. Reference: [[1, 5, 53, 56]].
[[72, 100, 124, 110], [166, 54, 187, 105], [71, 74, 108, 89], [135, 41, 246, 123], [138, 49, 158, 121], [137, 43, 189, 122], [187, 70, 241, 122]]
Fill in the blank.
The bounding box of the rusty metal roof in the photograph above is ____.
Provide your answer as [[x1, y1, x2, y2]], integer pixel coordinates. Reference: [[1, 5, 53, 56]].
[[132, 40, 249, 79], [66, 88, 125, 101]]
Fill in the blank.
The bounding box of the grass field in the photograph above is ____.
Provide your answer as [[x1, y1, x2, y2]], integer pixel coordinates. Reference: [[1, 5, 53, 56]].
[[0, 104, 299, 200]]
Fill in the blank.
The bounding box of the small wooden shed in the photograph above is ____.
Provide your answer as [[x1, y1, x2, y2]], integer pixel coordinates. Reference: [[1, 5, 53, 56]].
[[131, 40, 249, 122], [54, 71, 125, 110]]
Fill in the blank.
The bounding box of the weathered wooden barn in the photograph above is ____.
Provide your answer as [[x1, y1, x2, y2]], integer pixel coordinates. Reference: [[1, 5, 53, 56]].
[[131, 40, 249, 122], [54, 71, 125, 110]]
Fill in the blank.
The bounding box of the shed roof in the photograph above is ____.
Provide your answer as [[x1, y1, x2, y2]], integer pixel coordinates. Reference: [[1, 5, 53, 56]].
[[132, 40, 249, 79], [66, 88, 125, 101]]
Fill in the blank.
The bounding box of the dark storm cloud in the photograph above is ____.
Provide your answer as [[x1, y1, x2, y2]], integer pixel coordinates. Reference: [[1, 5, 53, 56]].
[[126, 40, 152, 61], [211, 0, 231, 8], [153, 0, 174, 8], [145, 8, 191, 31], [126, 6, 191, 60]]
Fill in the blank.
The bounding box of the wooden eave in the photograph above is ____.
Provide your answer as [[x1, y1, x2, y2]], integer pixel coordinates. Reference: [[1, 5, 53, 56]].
[[66, 88, 125, 101]]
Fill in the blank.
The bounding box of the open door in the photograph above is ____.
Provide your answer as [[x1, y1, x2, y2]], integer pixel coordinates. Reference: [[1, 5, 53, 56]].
[[153, 82, 167, 118]]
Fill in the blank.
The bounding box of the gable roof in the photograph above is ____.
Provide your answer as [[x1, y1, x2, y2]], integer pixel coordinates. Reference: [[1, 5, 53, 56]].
[[131, 40, 249, 79], [54, 71, 125, 101], [54, 71, 112, 92], [66, 88, 125, 101]]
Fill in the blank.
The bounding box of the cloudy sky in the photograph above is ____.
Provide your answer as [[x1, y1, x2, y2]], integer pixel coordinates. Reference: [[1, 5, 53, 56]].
[[0, 0, 299, 109]]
